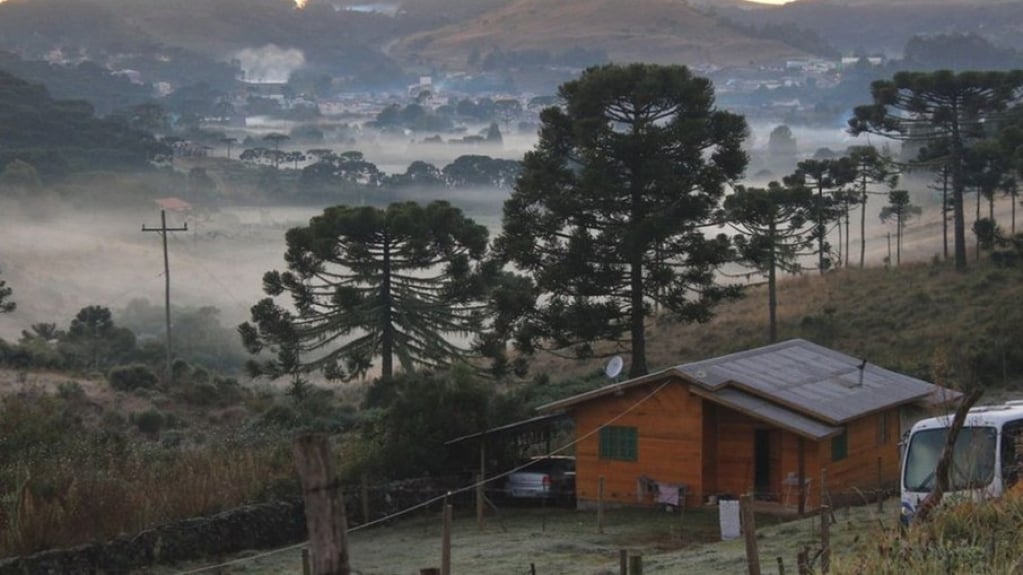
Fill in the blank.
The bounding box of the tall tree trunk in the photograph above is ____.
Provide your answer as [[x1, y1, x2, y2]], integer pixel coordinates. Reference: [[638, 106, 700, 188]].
[[975, 188, 981, 261], [380, 235, 393, 379], [1013, 186, 1017, 236], [768, 220, 778, 343], [942, 167, 950, 261], [836, 215, 843, 267], [860, 174, 868, 268], [951, 113, 968, 271], [817, 183, 826, 273], [897, 215, 903, 266], [844, 200, 851, 268], [629, 254, 646, 377]]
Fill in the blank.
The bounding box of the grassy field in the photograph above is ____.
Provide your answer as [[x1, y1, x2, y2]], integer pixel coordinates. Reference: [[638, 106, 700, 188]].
[[160, 500, 901, 575]]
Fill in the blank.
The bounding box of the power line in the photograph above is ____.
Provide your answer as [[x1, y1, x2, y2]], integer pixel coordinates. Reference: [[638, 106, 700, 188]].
[[174, 380, 672, 575]]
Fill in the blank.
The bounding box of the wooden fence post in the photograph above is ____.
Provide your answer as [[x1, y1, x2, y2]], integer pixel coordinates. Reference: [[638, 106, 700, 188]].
[[302, 548, 311, 575], [628, 555, 643, 575], [293, 433, 350, 575], [821, 504, 831, 574], [797, 547, 809, 575], [361, 473, 370, 525], [476, 472, 485, 531], [776, 556, 785, 575], [598, 476, 606, 534], [441, 501, 453, 575], [678, 486, 686, 541], [876, 456, 884, 513], [619, 549, 628, 575], [740, 494, 761, 575]]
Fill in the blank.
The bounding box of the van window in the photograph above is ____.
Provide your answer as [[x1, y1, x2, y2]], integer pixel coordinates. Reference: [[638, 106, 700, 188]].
[[904, 426, 996, 491], [1000, 421, 1023, 488]]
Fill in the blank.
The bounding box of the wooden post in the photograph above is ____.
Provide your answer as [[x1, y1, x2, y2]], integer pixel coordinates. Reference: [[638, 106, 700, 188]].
[[476, 472, 485, 531], [361, 474, 370, 526], [776, 556, 785, 575], [876, 456, 884, 513], [820, 468, 828, 520], [598, 476, 606, 534], [477, 441, 486, 531], [797, 437, 806, 516], [797, 547, 809, 575], [302, 548, 311, 575], [441, 501, 453, 575], [420, 569, 440, 575], [628, 555, 643, 575], [293, 433, 350, 575], [619, 549, 628, 575], [740, 494, 761, 575], [678, 486, 686, 541], [821, 504, 831, 574]]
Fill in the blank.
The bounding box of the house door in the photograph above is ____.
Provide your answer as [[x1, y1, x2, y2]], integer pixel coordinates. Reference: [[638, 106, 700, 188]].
[[754, 429, 771, 499]]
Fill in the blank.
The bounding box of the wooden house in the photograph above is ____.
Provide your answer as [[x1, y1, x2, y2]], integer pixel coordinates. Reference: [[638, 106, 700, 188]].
[[537, 339, 957, 511]]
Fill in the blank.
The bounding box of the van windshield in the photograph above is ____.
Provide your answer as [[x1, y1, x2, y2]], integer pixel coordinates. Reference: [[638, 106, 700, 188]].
[[904, 426, 997, 492]]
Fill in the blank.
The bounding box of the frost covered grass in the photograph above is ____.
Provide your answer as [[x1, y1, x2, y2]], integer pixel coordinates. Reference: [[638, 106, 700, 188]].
[[163, 500, 906, 575]]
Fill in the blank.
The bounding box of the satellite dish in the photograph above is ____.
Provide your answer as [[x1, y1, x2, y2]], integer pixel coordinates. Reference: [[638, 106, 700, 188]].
[[605, 356, 624, 380]]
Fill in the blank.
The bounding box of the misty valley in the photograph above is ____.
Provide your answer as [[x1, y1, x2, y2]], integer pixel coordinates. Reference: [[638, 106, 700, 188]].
[[4, 1, 1023, 574]]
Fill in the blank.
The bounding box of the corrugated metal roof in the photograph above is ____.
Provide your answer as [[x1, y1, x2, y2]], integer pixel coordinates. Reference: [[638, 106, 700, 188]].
[[690, 387, 842, 440], [537, 339, 952, 428], [675, 339, 938, 424]]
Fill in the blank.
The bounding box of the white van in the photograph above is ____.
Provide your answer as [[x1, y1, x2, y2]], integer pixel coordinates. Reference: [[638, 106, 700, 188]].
[[900, 401, 1023, 524]]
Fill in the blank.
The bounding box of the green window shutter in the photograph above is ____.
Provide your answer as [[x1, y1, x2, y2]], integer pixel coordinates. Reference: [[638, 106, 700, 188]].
[[600, 426, 638, 461], [832, 429, 848, 462]]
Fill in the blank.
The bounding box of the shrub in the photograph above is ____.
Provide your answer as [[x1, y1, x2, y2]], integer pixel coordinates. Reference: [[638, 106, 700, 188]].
[[133, 409, 164, 435], [108, 364, 159, 392], [177, 382, 220, 406], [56, 381, 85, 400]]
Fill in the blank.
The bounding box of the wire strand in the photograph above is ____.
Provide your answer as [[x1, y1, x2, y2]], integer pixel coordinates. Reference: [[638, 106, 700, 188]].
[[173, 380, 672, 574]]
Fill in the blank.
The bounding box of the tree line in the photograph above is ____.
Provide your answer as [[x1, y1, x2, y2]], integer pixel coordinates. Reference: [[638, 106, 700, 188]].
[[239, 63, 1023, 390], [7, 63, 1023, 391]]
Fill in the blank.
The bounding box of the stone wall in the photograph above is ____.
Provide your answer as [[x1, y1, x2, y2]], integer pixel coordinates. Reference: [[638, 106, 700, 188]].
[[0, 476, 472, 574], [0, 500, 306, 575]]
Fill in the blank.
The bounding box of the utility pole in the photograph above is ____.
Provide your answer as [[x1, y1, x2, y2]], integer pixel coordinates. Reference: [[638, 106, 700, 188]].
[[142, 209, 187, 383]]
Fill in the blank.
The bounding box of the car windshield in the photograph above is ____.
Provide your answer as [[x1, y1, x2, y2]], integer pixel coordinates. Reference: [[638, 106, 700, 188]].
[[523, 458, 574, 474], [904, 426, 997, 492]]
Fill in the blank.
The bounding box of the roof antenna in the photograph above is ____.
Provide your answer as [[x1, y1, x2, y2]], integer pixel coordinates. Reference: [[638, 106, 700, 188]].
[[857, 358, 867, 387]]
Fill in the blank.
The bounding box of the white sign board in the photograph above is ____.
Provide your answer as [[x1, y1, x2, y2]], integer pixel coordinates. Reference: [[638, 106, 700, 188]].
[[719, 499, 741, 541]]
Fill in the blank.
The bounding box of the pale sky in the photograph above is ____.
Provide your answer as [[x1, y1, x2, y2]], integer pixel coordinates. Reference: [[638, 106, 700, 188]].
[[745, 0, 797, 4]]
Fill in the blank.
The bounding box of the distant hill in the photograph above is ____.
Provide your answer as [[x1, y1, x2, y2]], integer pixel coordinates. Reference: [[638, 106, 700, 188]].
[[0, 0, 407, 89], [390, 0, 809, 71], [714, 0, 1023, 56], [0, 70, 158, 177]]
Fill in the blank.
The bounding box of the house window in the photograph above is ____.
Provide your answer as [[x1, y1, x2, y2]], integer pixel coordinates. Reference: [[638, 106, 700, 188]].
[[832, 429, 848, 462], [877, 412, 890, 446], [600, 426, 638, 461]]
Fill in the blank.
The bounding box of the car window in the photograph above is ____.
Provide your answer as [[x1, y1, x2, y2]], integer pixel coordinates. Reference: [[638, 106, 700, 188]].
[[524, 458, 574, 473]]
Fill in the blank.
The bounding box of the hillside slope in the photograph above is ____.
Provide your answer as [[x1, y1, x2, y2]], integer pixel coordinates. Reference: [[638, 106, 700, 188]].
[[529, 258, 1023, 394], [391, 0, 808, 70]]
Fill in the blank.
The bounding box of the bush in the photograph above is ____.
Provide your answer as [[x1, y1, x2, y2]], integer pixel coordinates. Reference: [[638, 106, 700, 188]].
[[108, 364, 159, 392], [177, 381, 220, 406], [56, 381, 85, 400], [133, 408, 164, 435]]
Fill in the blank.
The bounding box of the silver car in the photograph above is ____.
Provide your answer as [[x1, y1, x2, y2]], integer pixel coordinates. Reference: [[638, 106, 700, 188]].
[[503, 456, 576, 504]]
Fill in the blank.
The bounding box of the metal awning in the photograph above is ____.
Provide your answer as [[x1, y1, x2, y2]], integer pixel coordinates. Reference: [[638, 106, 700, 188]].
[[690, 386, 843, 440], [444, 412, 570, 446]]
